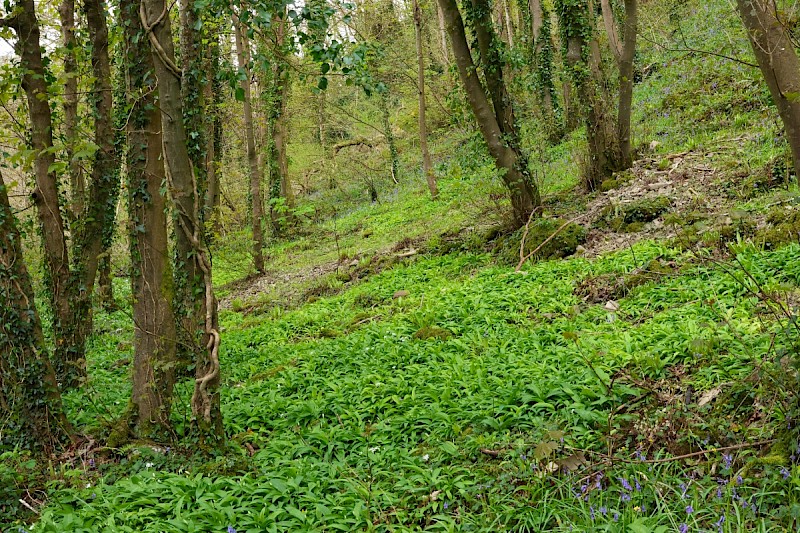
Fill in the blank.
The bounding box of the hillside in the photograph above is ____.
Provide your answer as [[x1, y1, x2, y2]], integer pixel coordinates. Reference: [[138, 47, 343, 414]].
[[2, 0, 800, 531]]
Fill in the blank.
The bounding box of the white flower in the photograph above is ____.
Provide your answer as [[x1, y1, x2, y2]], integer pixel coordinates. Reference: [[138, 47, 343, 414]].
[[145, 462, 154, 468], [369, 446, 379, 453], [85, 483, 92, 488], [423, 454, 430, 462]]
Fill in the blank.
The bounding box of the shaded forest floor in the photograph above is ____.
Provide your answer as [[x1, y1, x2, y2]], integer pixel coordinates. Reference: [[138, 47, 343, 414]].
[[5, 1, 800, 530]]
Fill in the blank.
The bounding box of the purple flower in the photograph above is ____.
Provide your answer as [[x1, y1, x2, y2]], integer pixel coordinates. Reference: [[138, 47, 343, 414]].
[[599, 506, 607, 515], [680, 483, 688, 499], [716, 487, 723, 499], [635, 449, 646, 461], [590, 505, 596, 520], [739, 498, 749, 509], [679, 524, 688, 533], [621, 492, 631, 502], [686, 505, 694, 515], [444, 502, 449, 509], [722, 453, 733, 469], [619, 477, 632, 491], [736, 475, 743, 485], [613, 511, 620, 522], [227, 528, 236, 533], [781, 466, 791, 480], [716, 514, 725, 533], [635, 479, 641, 492]]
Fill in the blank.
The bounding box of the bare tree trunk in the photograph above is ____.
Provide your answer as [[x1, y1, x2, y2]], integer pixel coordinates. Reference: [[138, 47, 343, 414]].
[[0, 173, 72, 453], [274, 19, 295, 210], [414, 0, 438, 199], [141, 0, 223, 447], [438, 0, 540, 227], [436, 1, 450, 65], [58, 0, 83, 220], [736, 0, 800, 179], [2, 0, 82, 389], [233, 10, 265, 273], [121, 0, 177, 437], [379, 90, 400, 185], [600, 0, 622, 62]]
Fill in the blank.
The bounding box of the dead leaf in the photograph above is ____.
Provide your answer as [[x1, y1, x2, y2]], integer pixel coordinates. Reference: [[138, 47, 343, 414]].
[[534, 441, 559, 460], [698, 387, 722, 407], [557, 452, 587, 472], [393, 290, 409, 299]]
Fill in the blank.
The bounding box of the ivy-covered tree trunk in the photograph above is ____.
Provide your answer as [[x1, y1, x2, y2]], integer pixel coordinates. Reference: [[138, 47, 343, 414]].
[[557, 0, 624, 191], [58, 0, 83, 220], [204, 33, 223, 234], [1, 0, 83, 389], [70, 0, 119, 352], [736, 0, 800, 180], [141, 0, 223, 447], [120, 0, 177, 438], [0, 175, 71, 452], [414, 0, 438, 199], [438, 0, 540, 227], [530, 0, 560, 141], [233, 9, 265, 273]]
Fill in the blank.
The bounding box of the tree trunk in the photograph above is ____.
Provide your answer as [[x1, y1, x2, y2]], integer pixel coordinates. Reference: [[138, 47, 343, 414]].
[[2, 0, 82, 389], [0, 173, 71, 452], [274, 19, 295, 210], [414, 0, 438, 199], [736, 0, 800, 179], [58, 0, 83, 220], [436, 1, 450, 65], [557, 0, 624, 190], [531, 0, 559, 140], [141, 0, 223, 447], [121, 0, 177, 437], [233, 10, 265, 273], [179, 0, 206, 185], [379, 89, 400, 185], [438, 0, 540, 227], [71, 0, 119, 354], [601, 0, 636, 167], [204, 34, 223, 234]]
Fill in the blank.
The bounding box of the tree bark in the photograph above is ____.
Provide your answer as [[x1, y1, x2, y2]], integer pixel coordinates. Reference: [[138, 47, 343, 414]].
[[558, 0, 624, 190], [233, 10, 265, 273], [436, 1, 450, 65], [736, 0, 800, 179], [617, 0, 637, 167], [414, 0, 438, 199], [58, 0, 83, 220], [2, 0, 82, 388], [274, 18, 295, 210], [121, 0, 177, 436], [204, 33, 223, 234], [141, 0, 223, 447], [379, 89, 400, 185], [0, 173, 71, 453], [72, 0, 119, 353], [438, 0, 540, 226]]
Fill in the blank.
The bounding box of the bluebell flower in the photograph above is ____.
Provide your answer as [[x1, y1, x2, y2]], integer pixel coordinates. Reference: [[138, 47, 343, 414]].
[[781, 466, 791, 480], [227, 527, 236, 533], [613, 511, 619, 522], [736, 475, 743, 486], [686, 505, 694, 515], [619, 477, 632, 491], [722, 453, 733, 469], [599, 506, 607, 515], [679, 524, 688, 533]]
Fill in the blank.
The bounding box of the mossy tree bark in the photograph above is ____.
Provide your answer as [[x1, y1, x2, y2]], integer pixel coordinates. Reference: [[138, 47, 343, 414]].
[[557, 0, 625, 191], [120, 0, 178, 438], [1, 0, 84, 389], [438, 0, 540, 227], [58, 0, 83, 221], [141, 0, 223, 447], [0, 175, 72, 453], [736, 0, 800, 180]]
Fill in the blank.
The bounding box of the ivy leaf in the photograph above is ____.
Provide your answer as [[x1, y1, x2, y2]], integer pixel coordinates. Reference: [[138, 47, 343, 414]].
[[317, 76, 328, 90], [235, 87, 245, 102]]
